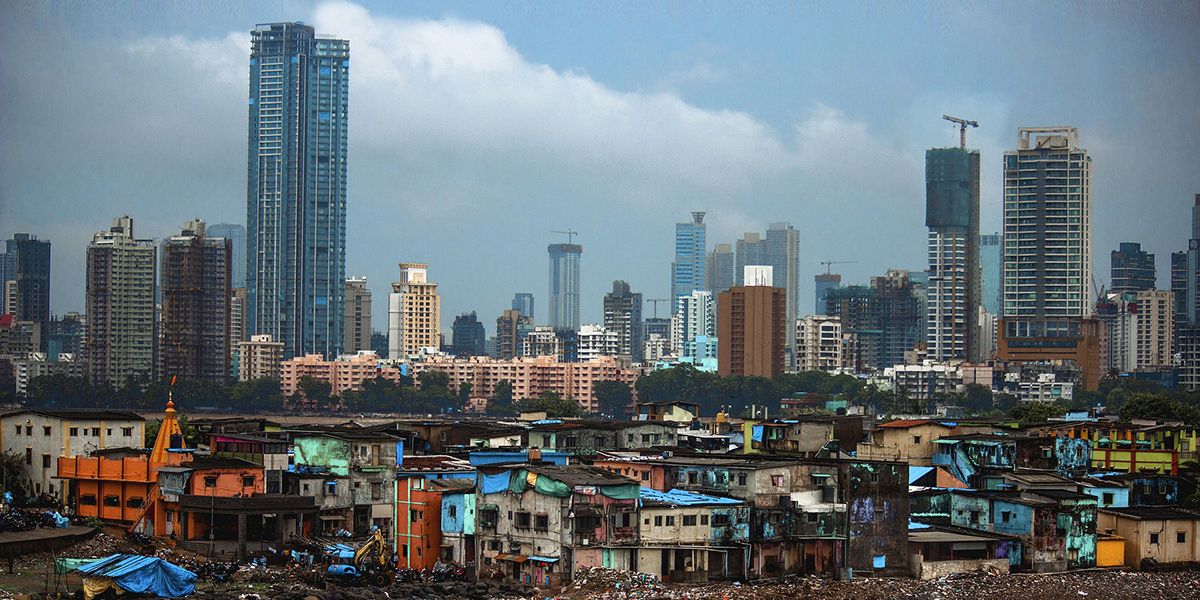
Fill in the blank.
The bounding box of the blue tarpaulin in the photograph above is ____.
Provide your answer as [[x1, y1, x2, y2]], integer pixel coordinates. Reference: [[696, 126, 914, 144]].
[[639, 487, 743, 507], [752, 425, 764, 442], [75, 554, 196, 599], [481, 470, 512, 494]]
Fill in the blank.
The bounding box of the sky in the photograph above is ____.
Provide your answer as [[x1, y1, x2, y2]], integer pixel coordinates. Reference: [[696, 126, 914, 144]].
[[2, 0, 1198, 336]]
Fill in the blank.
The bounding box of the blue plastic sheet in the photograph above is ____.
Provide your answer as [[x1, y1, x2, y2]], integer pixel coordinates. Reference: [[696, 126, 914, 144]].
[[752, 425, 764, 442], [76, 554, 196, 599], [481, 470, 512, 494]]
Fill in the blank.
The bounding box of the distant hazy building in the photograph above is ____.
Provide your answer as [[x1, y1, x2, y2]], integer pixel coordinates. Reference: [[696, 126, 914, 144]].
[[246, 22, 349, 360], [1099, 290, 1173, 373], [47, 313, 84, 360], [980, 233, 1002, 316], [2, 234, 51, 352], [548, 243, 582, 331], [451, 312, 486, 357], [496, 309, 533, 360], [86, 217, 157, 387], [796, 315, 843, 373], [766, 223, 801, 320], [734, 233, 766, 286], [207, 223, 246, 289], [705, 243, 735, 296], [1110, 242, 1156, 292], [237, 334, 283, 381], [671, 212, 707, 300], [577, 324, 620, 362], [230, 288, 247, 344], [511, 293, 535, 321], [643, 317, 671, 347], [342, 277, 372, 354], [670, 290, 715, 358], [825, 270, 923, 372], [160, 220, 232, 384], [388, 263, 441, 359], [814, 272, 841, 316], [926, 146, 981, 362], [718, 279, 786, 378], [1174, 197, 1200, 390], [603, 280, 643, 362]]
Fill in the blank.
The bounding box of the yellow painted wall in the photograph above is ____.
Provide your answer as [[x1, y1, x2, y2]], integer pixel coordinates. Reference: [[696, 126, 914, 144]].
[[1096, 538, 1124, 567]]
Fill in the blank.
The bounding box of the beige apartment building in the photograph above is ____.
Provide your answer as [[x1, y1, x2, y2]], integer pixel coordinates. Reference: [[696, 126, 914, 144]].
[[280, 352, 399, 397], [343, 277, 372, 354], [85, 216, 157, 387], [388, 264, 440, 359], [795, 315, 842, 372], [237, 334, 284, 381], [411, 355, 638, 412]]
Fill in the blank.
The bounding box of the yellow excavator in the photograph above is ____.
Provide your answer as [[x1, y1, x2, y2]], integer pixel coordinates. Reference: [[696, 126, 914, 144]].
[[326, 528, 395, 587]]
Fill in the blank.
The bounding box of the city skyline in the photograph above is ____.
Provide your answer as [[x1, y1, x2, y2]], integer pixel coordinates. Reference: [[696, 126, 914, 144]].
[[2, 1, 1199, 336]]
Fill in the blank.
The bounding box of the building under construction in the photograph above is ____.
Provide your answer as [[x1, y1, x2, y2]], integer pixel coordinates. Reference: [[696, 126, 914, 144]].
[[161, 219, 232, 384]]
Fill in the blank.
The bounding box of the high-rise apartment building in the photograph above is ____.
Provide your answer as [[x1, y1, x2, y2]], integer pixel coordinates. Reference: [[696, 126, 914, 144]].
[[237, 334, 284, 381], [86, 217, 157, 387], [160, 220, 232, 384], [246, 22, 349, 360], [511, 293, 535, 321], [705, 243, 734, 296], [926, 147, 981, 362], [577, 324, 620, 362], [980, 233, 1002, 316], [602, 280, 643, 362], [496, 309, 533, 360], [451, 312, 486, 357], [734, 233, 767, 286], [1175, 196, 1200, 390], [207, 223, 246, 289], [824, 270, 923, 372], [47, 313, 84, 360], [671, 212, 706, 300], [765, 222, 801, 319], [230, 288, 247, 343], [2, 234, 51, 352], [795, 315, 843, 373], [718, 281, 786, 378], [1110, 242, 1156, 292], [548, 243, 582, 331], [388, 263, 440, 359], [814, 272, 841, 316], [1172, 251, 1188, 332], [997, 127, 1100, 390], [1099, 290, 1173, 373], [342, 277, 372, 354], [670, 290, 715, 358]]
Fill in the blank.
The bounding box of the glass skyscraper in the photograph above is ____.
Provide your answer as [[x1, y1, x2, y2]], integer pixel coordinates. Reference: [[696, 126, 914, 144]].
[[925, 147, 981, 362], [246, 22, 349, 359], [208, 223, 246, 289], [1110, 242, 1156, 292], [548, 243, 582, 331], [979, 233, 1002, 315], [672, 212, 706, 300]]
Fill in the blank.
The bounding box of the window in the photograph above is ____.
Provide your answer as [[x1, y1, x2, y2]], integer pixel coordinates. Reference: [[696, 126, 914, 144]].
[[43, 426, 51, 436], [737, 473, 747, 486], [127, 497, 144, 508], [371, 482, 383, 500], [514, 511, 531, 528], [712, 514, 730, 526], [1150, 533, 1159, 544], [449, 505, 457, 518], [1102, 493, 1114, 506], [688, 472, 699, 484], [535, 514, 549, 531], [654, 516, 663, 526], [80, 494, 97, 506], [701, 514, 709, 526], [42, 454, 51, 468], [106, 428, 113, 436], [970, 510, 981, 524], [69, 427, 78, 437], [91, 428, 100, 436], [103, 495, 121, 507], [683, 515, 697, 526], [1042, 448, 1053, 458], [122, 427, 133, 437], [324, 481, 336, 496], [242, 476, 255, 487], [24, 448, 31, 465], [204, 476, 218, 487], [410, 509, 422, 521], [869, 472, 878, 483], [25, 425, 31, 436], [1178, 532, 1187, 544], [771, 475, 784, 487], [165, 510, 173, 523], [665, 516, 675, 526], [627, 434, 634, 442], [913, 436, 922, 444], [488, 540, 502, 551], [807, 512, 819, 523], [1001, 511, 1011, 523], [480, 508, 499, 527], [641, 472, 650, 481]]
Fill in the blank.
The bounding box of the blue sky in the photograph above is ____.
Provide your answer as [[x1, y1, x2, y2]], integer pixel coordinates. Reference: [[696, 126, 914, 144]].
[[2, 0, 1198, 334]]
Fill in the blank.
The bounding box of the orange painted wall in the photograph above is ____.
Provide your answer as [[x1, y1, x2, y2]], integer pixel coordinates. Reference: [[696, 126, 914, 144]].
[[395, 478, 443, 570]]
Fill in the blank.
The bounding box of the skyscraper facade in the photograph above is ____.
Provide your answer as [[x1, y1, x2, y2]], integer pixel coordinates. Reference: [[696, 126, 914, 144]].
[[548, 243, 582, 331], [207, 223, 246, 289], [2, 234, 51, 351], [925, 147, 981, 362], [602, 280, 643, 362], [1176, 196, 1200, 390], [814, 273, 841, 316], [766, 223, 801, 360], [705, 243, 734, 296], [979, 233, 1002, 315], [451, 312, 486, 357], [511, 293, 535, 322], [670, 290, 715, 358], [1110, 242, 1156, 292], [342, 277, 372, 354], [671, 212, 706, 300], [86, 217, 157, 387], [734, 233, 767, 285], [718, 283, 786, 378], [160, 220, 232, 384], [246, 22, 350, 360], [388, 263, 440, 359], [496, 309, 533, 360]]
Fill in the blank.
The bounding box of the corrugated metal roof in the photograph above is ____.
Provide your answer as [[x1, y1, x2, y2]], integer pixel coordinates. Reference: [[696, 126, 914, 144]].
[[639, 487, 743, 506]]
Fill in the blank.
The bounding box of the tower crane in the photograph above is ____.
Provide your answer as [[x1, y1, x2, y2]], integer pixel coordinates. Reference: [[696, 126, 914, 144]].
[[819, 260, 856, 275], [942, 114, 978, 149], [551, 229, 579, 244]]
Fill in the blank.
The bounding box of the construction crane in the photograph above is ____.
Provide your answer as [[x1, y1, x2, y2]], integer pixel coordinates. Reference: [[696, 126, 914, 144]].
[[646, 298, 673, 319], [819, 260, 856, 275], [942, 114, 978, 149], [551, 229, 578, 244]]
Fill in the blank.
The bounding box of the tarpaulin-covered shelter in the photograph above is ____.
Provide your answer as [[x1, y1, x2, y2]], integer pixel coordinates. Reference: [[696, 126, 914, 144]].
[[74, 554, 196, 599]]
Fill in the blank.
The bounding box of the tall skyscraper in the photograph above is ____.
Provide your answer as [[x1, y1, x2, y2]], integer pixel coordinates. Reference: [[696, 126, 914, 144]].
[[718, 279, 786, 378], [451, 312, 486, 356], [1110, 242, 1156, 292], [246, 22, 350, 360], [160, 220, 232, 384], [705, 243, 734, 296], [670, 290, 715, 357], [207, 223, 246, 289], [548, 243, 582, 331], [342, 277, 372, 354], [765, 222, 801, 318], [998, 127, 1100, 390], [979, 233, 1002, 316], [603, 280, 643, 362], [925, 147, 981, 361], [86, 216, 157, 387], [511, 293, 535, 321], [388, 263, 440, 359], [1172, 250, 1188, 334], [496, 308, 532, 360], [814, 272, 841, 316], [734, 233, 767, 285], [671, 212, 706, 300], [1176, 196, 1200, 390], [2, 234, 51, 351]]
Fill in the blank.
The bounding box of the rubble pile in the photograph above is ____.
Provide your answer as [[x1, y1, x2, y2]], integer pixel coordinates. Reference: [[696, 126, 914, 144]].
[[565, 567, 666, 597], [190, 578, 539, 600]]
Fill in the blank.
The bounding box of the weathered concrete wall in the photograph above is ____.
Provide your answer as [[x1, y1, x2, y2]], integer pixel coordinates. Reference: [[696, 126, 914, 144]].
[[846, 461, 909, 577], [915, 557, 1009, 580], [293, 436, 351, 475]]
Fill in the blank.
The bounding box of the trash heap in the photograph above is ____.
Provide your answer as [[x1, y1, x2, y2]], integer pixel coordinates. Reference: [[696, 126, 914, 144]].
[[564, 567, 667, 598]]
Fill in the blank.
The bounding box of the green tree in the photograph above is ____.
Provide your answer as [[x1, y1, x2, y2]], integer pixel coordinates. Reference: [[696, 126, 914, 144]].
[[144, 416, 202, 448], [418, 370, 451, 392], [963, 384, 994, 413], [297, 375, 334, 408], [1119, 392, 1200, 424], [457, 382, 473, 408], [593, 380, 633, 418], [489, 380, 516, 415], [0, 451, 31, 500], [229, 378, 285, 412], [518, 391, 583, 418], [1008, 401, 1066, 422]]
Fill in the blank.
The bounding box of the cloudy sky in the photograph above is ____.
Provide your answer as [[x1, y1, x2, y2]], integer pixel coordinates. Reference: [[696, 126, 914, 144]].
[[2, 0, 1198, 335]]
